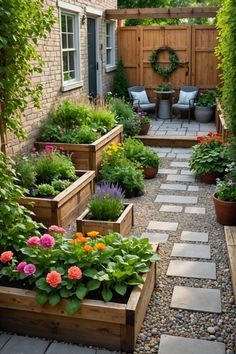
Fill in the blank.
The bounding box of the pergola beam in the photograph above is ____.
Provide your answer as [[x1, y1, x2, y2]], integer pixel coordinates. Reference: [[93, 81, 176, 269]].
[[105, 7, 220, 20]]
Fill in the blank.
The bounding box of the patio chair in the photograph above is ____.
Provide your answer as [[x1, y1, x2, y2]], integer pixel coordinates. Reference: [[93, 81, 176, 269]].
[[171, 86, 199, 122], [128, 86, 156, 115]]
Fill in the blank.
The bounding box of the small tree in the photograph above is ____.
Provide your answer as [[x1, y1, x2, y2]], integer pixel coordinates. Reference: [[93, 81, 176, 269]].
[[112, 58, 129, 99], [0, 0, 55, 153]]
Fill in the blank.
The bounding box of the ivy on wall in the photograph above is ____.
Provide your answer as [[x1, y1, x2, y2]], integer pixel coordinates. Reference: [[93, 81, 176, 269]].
[[216, 0, 236, 158], [0, 0, 55, 153]]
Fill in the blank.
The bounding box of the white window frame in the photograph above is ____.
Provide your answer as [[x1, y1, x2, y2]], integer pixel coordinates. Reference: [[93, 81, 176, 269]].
[[105, 21, 116, 72], [58, 1, 83, 92]]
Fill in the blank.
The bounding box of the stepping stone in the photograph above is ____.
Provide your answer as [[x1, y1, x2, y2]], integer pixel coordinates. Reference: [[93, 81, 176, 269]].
[[148, 221, 178, 231], [185, 207, 205, 214], [167, 260, 216, 279], [157, 152, 167, 157], [0, 333, 11, 350], [170, 161, 189, 167], [141, 232, 169, 243], [176, 153, 192, 159], [46, 343, 96, 354], [0, 335, 50, 354], [172, 148, 192, 153], [159, 335, 225, 354], [166, 153, 176, 158], [167, 174, 195, 182], [158, 168, 178, 174], [160, 205, 183, 213], [160, 183, 187, 191], [181, 231, 208, 242], [188, 185, 199, 192], [171, 286, 221, 313], [171, 243, 210, 259], [155, 195, 198, 204], [181, 169, 195, 175], [153, 147, 172, 153]]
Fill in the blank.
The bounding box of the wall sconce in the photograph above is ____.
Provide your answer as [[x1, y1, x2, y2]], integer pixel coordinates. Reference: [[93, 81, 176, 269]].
[[81, 14, 86, 25]]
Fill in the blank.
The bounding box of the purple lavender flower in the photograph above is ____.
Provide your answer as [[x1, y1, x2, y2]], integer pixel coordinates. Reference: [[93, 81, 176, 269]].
[[17, 261, 27, 272], [39, 234, 55, 248], [96, 182, 125, 200], [23, 264, 36, 276]]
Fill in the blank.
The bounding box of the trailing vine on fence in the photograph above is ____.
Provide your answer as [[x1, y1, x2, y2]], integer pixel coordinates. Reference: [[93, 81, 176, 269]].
[[149, 46, 181, 78]]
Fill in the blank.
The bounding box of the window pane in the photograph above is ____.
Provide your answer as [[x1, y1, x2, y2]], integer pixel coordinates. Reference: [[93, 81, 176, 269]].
[[106, 36, 111, 47], [106, 49, 111, 65], [69, 51, 75, 71], [61, 15, 66, 32], [63, 52, 68, 72], [67, 16, 73, 33], [62, 33, 67, 49], [106, 23, 111, 36], [69, 71, 75, 79], [68, 34, 74, 48]]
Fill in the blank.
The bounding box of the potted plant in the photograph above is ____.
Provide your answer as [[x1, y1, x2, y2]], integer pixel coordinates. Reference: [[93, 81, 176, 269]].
[[36, 100, 123, 175], [213, 162, 236, 226], [0, 227, 159, 352], [16, 146, 95, 227], [155, 82, 172, 92], [137, 111, 151, 135], [194, 90, 216, 123], [189, 132, 229, 184], [77, 182, 134, 236]]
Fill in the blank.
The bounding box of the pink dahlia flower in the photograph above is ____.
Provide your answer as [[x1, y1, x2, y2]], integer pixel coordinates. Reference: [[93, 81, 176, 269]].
[[23, 264, 36, 276], [27, 236, 40, 247], [17, 261, 27, 272], [39, 234, 55, 248]]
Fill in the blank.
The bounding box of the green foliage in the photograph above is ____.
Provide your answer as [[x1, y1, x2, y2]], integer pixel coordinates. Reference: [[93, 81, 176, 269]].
[[216, 0, 236, 160], [37, 184, 58, 197], [196, 91, 216, 107], [215, 162, 236, 201], [0, 152, 40, 251], [123, 138, 160, 168], [150, 47, 180, 78], [155, 83, 172, 92], [40, 119, 61, 142], [112, 58, 129, 98], [89, 108, 116, 134], [88, 195, 123, 221], [62, 126, 99, 144], [51, 179, 72, 192], [15, 157, 37, 190], [0, 0, 55, 147]]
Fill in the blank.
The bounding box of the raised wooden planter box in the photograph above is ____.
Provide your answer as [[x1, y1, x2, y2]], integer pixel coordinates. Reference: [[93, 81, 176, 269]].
[[36, 125, 123, 175], [19, 171, 95, 228], [0, 257, 157, 352], [76, 203, 134, 237]]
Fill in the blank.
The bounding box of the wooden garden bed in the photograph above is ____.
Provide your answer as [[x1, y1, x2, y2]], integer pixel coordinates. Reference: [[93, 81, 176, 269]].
[[0, 253, 157, 352], [76, 203, 134, 237], [35, 125, 123, 175], [19, 171, 95, 228]]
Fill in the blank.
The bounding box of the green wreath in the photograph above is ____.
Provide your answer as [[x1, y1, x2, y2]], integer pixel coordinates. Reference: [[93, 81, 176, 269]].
[[150, 46, 181, 77]]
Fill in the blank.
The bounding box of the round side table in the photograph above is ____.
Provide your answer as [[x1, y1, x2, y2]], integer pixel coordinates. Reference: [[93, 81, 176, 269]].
[[154, 90, 175, 119]]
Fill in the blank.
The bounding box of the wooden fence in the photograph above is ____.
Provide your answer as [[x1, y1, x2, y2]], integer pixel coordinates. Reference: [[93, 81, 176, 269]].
[[118, 25, 219, 100]]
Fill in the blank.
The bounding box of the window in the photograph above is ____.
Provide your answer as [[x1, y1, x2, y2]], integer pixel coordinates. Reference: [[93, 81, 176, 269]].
[[106, 21, 116, 71], [58, 1, 82, 91]]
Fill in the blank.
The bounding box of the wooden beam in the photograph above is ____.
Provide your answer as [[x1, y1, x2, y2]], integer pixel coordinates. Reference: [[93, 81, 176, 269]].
[[106, 7, 220, 20]]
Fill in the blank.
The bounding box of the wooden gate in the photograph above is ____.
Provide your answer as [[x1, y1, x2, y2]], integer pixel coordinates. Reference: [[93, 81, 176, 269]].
[[118, 25, 219, 100]]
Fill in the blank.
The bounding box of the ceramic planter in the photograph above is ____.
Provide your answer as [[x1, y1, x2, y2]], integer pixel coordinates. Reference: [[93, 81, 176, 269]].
[[213, 193, 236, 226], [139, 123, 150, 135], [36, 125, 123, 175], [76, 203, 134, 237], [194, 106, 214, 123], [143, 167, 158, 179], [19, 171, 95, 228], [199, 172, 224, 184]]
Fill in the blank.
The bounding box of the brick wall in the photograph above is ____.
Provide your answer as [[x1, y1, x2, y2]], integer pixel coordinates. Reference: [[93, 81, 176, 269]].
[[6, 0, 117, 155]]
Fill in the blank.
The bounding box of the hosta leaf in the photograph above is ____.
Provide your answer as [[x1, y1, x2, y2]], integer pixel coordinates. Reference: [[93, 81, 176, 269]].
[[102, 288, 113, 302], [87, 279, 101, 291], [114, 283, 127, 296]]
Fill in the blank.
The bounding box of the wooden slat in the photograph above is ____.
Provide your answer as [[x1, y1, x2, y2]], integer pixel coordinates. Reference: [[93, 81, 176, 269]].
[[224, 226, 236, 303], [106, 7, 220, 20]]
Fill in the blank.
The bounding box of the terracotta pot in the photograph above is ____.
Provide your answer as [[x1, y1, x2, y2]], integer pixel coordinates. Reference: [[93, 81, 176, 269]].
[[143, 167, 158, 179], [199, 172, 224, 184], [213, 193, 236, 226], [139, 123, 150, 135]]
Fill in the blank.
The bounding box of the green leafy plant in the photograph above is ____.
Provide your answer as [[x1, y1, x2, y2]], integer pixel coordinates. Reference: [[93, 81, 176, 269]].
[[112, 58, 129, 98], [136, 111, 151, 125], [189, 132, 229, 175], [155, 83, 172, 91], [0, 152, 40, 252], [123, 138, 160, 168], [89, 108, 116, 134], [51, 179, 72, 192], [215, 162, 236, 201], [15, 157, 37, 190], [0, 0, 55, 153], [0, 227, 159, 314], [195, 90, 216, 107], [37, 184, 58, 197], [62, 126, 99, 144]]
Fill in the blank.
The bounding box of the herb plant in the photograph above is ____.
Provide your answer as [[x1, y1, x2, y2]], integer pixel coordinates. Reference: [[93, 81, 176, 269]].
[[215, 163, 236, 201]]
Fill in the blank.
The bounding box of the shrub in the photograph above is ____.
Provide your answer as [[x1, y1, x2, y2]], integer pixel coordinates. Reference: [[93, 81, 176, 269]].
[[62, 126, 99, 144], [51, 179, 72, 192], [89, 108, 116, 134], [37, 184, 58, 197], [15, 157, 36, 190], [112, 58, 129, 98], [40, 119, 62, 142], [123, 138, 160, 168]]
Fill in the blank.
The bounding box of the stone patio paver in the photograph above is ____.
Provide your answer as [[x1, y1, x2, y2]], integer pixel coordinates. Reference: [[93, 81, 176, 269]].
[[171, 148, 192, 153], [0, 335, 50, 354], [147, 221, 178, 231], [167, 260, 216, 279], [158, 335, 225, 354], [158, 169, 178, 174], [170, 161, 189, 168], [160, 183, 187, 191], [167, 174, 195, 182], [160, 205, 183, 213], [0, 334, 11, 351], [188, 186, 199, 192], [184, 207, 206, 214], [175, 153, 192, 159], [171, 243, 210, 259], [181, 231, 208, 242], [166, 153, 176, 158], [170, 286, 222, 313], [141, 232, 169, 243], [46, 342, 96, 354], [155, 195, 198, 204], [180, 169, 195, 175]]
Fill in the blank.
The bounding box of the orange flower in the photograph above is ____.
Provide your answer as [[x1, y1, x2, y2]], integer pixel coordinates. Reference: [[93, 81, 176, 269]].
[[78, 236, 88, 243], [76, 232, 84, 238], [46, 271, 62, 288], [0, 251, 13, 263], [71, 239, 79, 245], [68, 266, 82, 280], [87, 231, 100, 238], [95, 243, 106, 251], [82, 245, 93, 253]]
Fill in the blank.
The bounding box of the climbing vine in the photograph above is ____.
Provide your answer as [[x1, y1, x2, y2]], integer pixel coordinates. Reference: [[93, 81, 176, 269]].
[[149, 46, 181, 78], [0, 0, 55, 153]]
